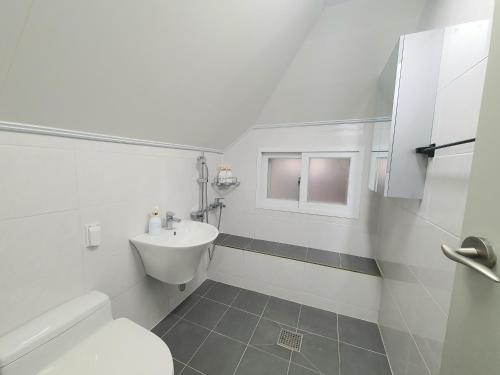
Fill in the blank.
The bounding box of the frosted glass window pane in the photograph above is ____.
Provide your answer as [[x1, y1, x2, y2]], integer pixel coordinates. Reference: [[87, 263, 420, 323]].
[[307, 158, 350, 204], [267, 158, 301, 201], [376, 157, 387, 193]]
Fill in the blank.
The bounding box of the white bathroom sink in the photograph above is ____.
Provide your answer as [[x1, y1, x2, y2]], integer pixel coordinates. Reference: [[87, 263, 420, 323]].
[[130, 220, 218, 284]]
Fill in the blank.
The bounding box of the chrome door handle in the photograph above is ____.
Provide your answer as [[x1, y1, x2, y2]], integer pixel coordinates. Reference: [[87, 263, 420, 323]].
[[441, 236, 500, 283]]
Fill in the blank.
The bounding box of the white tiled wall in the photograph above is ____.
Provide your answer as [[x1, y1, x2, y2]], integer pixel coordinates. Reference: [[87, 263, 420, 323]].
[[221, 123, 379, 258], [217, 123, 384, 322], [375, 21, 490, 375], [208, 245, 381, 322], [0, 130, 222, 336]]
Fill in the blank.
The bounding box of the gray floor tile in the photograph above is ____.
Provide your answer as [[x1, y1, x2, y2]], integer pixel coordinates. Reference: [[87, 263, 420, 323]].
[[180, 366, 204, 375], [165, 280, 388, 375], [306, 248, 341, 268], [205, 282, 240, 304], [246, 239, 280, 254], [172, 294, 201, 317], [263, 297, 301, 327], [189, 332, 246, 375], [288, 364, 321, 375], [173, 359, 184, 374], [152, 314, 180, 337], [298, 305, 337, 339], [193, 279, 216, 296], [339, 343, 391, 375], [273, 243, 308, 261], [338, 315, 385, 354], [235, 346, 289, 375], [232, 289, 269, 315], [222, 235, 253, 249], [162, 320, 210, 363], [340, 254, 381, 276], [215, 307, 260, 343], [291, 331, 339, 375], [250, 318, 294, 361], [184, 298, 228, 329]]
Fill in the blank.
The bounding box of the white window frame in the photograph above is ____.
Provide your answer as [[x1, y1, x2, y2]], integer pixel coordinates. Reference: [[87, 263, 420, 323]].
[[256, 148, 363, 219]]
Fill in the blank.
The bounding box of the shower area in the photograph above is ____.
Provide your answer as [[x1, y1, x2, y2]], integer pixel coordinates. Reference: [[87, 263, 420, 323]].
[[169, 18, 492, 375], [191, 152, 234, 260]]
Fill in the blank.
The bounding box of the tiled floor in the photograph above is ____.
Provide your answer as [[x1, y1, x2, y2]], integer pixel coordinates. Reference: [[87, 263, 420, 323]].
[[152, 280, 391, 375], [215, 234, 381, 277]]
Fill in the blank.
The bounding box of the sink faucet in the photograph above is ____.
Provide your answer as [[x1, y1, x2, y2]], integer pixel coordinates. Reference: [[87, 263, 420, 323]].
[[165, 211, 181, 230]]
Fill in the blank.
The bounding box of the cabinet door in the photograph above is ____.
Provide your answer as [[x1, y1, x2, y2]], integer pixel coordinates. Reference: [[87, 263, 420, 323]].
[[385, 29, 444, 199]]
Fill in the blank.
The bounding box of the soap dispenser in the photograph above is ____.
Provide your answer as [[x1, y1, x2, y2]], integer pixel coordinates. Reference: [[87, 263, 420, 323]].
[[148, 207, 161, 236]]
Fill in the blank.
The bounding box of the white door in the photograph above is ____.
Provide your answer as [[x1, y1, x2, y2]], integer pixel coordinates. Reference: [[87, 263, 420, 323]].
[[439, 3, 500, 375]]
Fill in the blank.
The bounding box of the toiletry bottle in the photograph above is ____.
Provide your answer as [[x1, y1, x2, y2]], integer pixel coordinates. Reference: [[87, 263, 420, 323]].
[[221, 166, 227, 183], [149, 207, 161, 235], [218, 165, 226, 183]]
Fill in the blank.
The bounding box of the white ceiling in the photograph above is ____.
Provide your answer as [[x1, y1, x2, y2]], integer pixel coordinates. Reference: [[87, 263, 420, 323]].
[[0, 0, 323, 150]]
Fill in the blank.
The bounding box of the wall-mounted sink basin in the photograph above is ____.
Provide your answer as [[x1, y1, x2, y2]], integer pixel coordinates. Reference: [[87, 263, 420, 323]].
[[130, 220, 218, 284]]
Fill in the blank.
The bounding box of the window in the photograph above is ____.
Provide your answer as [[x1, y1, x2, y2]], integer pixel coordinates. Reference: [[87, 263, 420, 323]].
[[306, 157, 349, 204], [267, 156, 301, 200], [257, 150, 362, 218]]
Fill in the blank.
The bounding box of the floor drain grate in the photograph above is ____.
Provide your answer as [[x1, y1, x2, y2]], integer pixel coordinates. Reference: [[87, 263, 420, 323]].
[[277, 328, 303, 352]]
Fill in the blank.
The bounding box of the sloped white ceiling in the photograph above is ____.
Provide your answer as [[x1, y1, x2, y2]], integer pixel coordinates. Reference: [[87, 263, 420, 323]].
[[257, 0, 428, 125], [0, 0, 323, 150]]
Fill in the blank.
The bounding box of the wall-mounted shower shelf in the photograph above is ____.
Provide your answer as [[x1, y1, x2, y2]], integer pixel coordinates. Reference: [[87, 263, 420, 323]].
[[212, 177, 240, 188]]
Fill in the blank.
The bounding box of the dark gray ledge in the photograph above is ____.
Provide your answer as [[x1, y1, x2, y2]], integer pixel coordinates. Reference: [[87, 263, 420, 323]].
[[214, 233, 381, 277]]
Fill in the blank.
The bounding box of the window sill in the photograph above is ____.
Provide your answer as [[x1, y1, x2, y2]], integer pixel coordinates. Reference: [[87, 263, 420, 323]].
[[256, 201, 359, 219]]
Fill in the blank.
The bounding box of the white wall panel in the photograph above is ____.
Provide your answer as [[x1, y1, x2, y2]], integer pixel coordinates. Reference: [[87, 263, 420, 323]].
[[209, 246, 381, 322], [0, 211, 84, 336], [0, 131, 222, 335], [376, 6, 492, 374], [222, 123, 378, 257], [0, 145, 79, 220]]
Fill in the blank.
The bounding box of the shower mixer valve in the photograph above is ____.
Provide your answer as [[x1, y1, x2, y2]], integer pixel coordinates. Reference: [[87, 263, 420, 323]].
[[191, 198, 225, 220], [210, 197, 226, 209]]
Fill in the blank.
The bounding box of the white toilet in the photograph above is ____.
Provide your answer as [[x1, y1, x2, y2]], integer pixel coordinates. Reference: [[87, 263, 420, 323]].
[[0, 291, 174, 375]]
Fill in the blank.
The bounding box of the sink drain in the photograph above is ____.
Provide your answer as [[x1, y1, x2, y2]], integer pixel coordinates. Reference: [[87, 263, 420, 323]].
[[277, 328, 303, 352]]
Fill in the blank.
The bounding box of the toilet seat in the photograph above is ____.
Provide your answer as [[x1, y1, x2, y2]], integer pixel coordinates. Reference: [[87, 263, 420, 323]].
[[37, 318, 173, 375]]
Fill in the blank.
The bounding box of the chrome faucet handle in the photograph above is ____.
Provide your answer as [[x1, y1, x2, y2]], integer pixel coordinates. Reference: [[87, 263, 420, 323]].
[[166, 211, 181, 222], [165, 211, 181, 230]]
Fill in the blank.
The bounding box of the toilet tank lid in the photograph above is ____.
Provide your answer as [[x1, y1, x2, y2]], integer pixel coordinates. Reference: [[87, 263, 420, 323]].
[[0, 291, 110, 368]]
